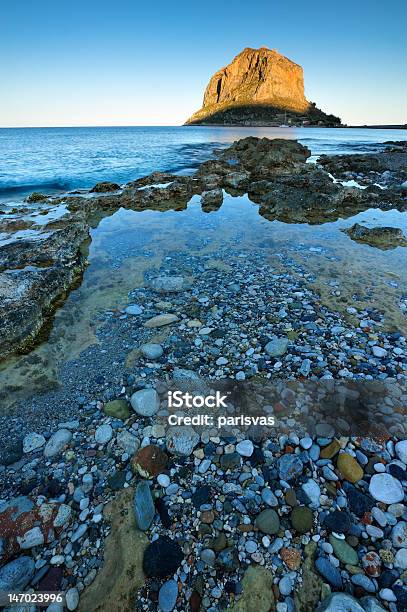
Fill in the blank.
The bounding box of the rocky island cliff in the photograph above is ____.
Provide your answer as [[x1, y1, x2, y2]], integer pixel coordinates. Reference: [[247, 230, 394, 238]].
[[185, 47, 341, 127]]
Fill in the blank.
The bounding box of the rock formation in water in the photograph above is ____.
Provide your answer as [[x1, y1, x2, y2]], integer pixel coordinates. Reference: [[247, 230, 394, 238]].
[[185, 47, 341, 127]]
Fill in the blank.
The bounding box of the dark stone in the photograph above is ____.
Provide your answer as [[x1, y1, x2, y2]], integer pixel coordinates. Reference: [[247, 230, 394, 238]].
[[220, 452, 241, 471], [394, 585, 407, 608], [388, 463, 407, 481], [0, 439, 23, 466], [155, 498, 171, 529], [143, 536, 183, 578], [315, 556, 342, 589], [323, 510, 352, 534], [191, 486, 212, 509], [249, 447, 265, 466], [378, 569, 399, 589], [108, 470, 127, 491], [37, 567, 63, 592], [343, 482, 375, 517], [216, 547, 240, 572]]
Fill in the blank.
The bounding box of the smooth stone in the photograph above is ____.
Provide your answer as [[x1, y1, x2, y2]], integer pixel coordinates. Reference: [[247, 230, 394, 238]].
[[143, 536, 183, 577], [133, 481, 155, 531], [279, 574, 294, 596], [315, 557, 342, 588], [315, 593, 364, 611], [44, 429, 72, 458], [158, 579, 178, 612], [53, 504, 72, 528], [395, 440, 407, 464], [65, 587, 79, 611], [140, 343, 163, 359], [369, 473, 404, 504], [17, 526, 44, 549], [200, 548, 216, 567], [144, 314, 179, 328], [291, 506, 314, 533], [220, 452, 241, 470], [130, 388, 159, 417], [372, 346, 387, 358], [323, 510, 352, 534], [166, 426, 199, 456], [125, 304, 143, 315], [95, 424, 113, 445], [351, 575, 376, 594], [329, 535, 358, 565], [23, 432, 46, 453], [116, 430, 139, 455], [394, 548, 407, 569], [255, 509, 280, 535], [337, 453, 364, 483], [261, 488, 278, 507], [157, 474, 171, 488], [104, 399, 130, 420], [391, 521, 407, 548], [301, 479, 321, 508], [264, 336, 289, 357], [278, 454, 303, 481], [320, 439, 341, 459], [236, 440, 254, 457], [0, 557, 35, 591]]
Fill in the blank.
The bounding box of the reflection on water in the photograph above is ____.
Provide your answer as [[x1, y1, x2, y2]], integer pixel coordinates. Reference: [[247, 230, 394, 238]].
[[1, 193, 407, 410]]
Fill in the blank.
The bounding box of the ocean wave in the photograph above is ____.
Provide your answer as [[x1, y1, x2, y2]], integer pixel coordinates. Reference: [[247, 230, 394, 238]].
[[0, 180, 71, 196]]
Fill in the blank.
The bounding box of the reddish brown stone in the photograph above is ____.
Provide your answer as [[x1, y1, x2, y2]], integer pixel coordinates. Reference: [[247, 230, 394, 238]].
[[190, 591, 201, 612], [131, 445, 168, 478], [0, 496, 59, 561], [362, 551, 382, 578], [281, 547, 302, 570]]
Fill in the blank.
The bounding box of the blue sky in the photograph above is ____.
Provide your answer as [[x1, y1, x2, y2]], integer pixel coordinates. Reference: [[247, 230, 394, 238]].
[[1, 0, 406, 126]]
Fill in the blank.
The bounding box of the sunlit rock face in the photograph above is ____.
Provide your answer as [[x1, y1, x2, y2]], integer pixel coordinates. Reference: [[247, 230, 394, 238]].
[[185, 47, 340, 126]]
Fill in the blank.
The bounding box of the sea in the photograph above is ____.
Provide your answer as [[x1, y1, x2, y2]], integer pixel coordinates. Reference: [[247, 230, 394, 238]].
[[1, 125, 407, 204]]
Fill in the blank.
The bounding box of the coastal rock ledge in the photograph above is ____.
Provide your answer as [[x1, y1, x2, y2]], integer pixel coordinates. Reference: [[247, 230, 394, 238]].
[[185, 47, 340, 127]]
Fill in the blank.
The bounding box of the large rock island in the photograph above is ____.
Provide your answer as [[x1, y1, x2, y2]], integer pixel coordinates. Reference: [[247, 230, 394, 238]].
[[185, 47, 341, 127]]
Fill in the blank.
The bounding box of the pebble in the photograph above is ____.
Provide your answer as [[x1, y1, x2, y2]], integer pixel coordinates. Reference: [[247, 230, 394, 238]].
[[140, 343, 163, 359], [125, 304, 143, 315], [369, 473, 404, 504], [255, 509, 280, 534], [166, 426, 200, 456], [158, 579, 178, 612], [44, 429, 72, 458], [157, 474, 171, 488], [94, 423, 113, 445], [144, 314, 179, 328], [65, 587, 80, 611], [236, 440, 254, 457], [23, 432, 46, 453], [130, 388, 160, 417], [0, 557, 35, 591], [134, 481, 155, 531], [395, 440, 407, 464], [264, 336, 289, 357]]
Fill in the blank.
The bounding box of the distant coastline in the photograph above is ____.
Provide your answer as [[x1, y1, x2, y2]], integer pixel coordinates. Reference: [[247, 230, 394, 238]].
[[346, 124, 407, 129]]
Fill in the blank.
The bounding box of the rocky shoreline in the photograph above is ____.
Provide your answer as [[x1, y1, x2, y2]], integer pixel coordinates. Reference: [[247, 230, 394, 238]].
[[0, 138, 407, 611]]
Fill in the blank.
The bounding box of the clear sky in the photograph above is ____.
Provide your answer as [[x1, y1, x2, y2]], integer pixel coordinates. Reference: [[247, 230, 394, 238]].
[[1, 0, 406, 127]]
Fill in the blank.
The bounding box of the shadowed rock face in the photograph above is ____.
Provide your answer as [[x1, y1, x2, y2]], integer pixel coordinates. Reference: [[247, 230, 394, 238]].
[[185, 47, 340, 126]]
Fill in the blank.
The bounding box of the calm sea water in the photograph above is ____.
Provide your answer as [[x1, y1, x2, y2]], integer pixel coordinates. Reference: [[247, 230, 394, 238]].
[[1, 126, 407, 203]]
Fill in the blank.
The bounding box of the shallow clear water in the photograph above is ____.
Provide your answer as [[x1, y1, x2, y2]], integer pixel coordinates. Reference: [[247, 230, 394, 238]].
[[1, 192, 407, 411], [1, 126, 407, 202]]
